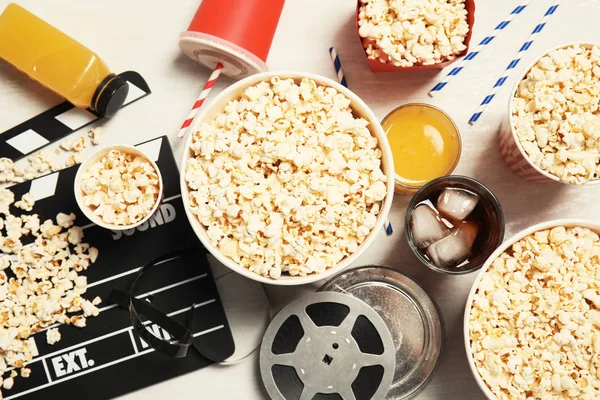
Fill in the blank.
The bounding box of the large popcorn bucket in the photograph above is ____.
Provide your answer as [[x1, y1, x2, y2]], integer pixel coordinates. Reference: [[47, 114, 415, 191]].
[[499, 42, 600, 185], [180, 72, 395, 286], [464, 219, 600, 399], [356, 0, 476, 72]]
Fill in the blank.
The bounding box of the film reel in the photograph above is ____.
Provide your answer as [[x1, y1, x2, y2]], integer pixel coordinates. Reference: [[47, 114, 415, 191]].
[[319, 266, 444, 400], [260, 292, 395, 400]]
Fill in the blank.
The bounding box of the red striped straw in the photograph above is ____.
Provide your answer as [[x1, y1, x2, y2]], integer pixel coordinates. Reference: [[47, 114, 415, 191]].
[[178, 62, 224, 138]]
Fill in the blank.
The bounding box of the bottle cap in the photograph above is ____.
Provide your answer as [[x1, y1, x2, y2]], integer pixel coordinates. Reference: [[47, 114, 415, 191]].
[[92, 74, 130, 117]]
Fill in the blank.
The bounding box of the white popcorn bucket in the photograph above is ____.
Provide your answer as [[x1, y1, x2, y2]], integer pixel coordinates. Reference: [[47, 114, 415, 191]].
[[75, 144, 164, 231], [500, 42, 600, 185], [180, 71, 395, 286], [498, 117, 555, 183], [463, 219, 600, 400]]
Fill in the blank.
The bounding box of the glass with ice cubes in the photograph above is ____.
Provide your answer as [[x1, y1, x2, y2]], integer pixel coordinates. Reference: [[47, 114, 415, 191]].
[[406, 176, 505, 274]]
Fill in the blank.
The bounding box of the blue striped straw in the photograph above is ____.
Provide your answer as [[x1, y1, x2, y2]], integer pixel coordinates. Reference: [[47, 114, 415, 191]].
[[329, 47, 348, 87], [429, 0, 531, 97], [328, 46, 393, 236], [469, 0, 561, 124]]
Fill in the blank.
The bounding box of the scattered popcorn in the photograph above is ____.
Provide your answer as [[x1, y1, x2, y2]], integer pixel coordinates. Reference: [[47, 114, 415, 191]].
[[0, 195, 100, 394], [65, 153, 83, 168], [0, 256, 8, 271], [0, 127, 103, 186], [56, 212, 76, 229], [513, 44, 600, 184], [0, 151, 52, 185], [60, 135, 86, 152], [80, 149, 160, 226], [22, 214, 40, 236], [89, 247, 99, 263], [185, 77, 388, 279], [14, 192, 35, 212], [46, 328, 61, 345], [3, 377, 13, 390], [71, 315, 86, 328], [469, 226, 600, 399], [358, 0, 469, 67], [80, 299, 99, 317], [0, 189, 14, 215], [40, 219, 61, 238], [88, 127, 103, 146]]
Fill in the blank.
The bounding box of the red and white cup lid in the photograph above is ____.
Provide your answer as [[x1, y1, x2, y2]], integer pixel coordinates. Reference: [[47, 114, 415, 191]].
[[179, 0, 285, 80]]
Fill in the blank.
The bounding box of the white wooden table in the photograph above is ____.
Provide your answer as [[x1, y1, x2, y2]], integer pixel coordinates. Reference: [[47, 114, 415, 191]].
[[2, 1, 600, 399]]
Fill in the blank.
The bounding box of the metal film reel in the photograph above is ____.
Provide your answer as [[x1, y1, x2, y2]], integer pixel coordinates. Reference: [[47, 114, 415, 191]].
[[260, 292, 395, 400], [319, 267, 444, 400]]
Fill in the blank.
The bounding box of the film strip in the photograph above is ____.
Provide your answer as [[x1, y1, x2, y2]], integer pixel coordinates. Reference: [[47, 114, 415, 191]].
[[3, 136, 235, 400], [0, 71, 151, 161]]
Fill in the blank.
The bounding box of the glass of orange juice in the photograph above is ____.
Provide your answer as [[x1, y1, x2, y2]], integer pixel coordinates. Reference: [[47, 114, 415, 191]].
[[382, 104, 462, 195]]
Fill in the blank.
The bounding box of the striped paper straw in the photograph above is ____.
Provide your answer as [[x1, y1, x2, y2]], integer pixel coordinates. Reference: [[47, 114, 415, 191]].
[[429, 0, 531, 97], [178, 62, 224, 138], [329, 47, 348, 87], [328, 47, 393, 236], [469, 0, 561, 124]]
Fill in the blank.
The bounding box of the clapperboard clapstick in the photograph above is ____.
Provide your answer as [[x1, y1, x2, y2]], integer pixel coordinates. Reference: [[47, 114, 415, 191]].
[[4, 137, 235, 400], [0, 71, 151, 161]]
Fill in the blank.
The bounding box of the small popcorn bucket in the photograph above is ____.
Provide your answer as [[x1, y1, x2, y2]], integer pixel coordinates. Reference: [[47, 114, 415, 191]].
[[74, 144, 164, 231], [356, 0, 476, 73], [499, 42, 600, 185]]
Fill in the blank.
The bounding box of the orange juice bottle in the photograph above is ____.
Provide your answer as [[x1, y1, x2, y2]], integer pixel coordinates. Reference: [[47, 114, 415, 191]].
[[0, 4, 128, 117]]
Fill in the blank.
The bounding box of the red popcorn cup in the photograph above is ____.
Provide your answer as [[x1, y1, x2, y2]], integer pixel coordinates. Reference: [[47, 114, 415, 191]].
[[356, 0, 476, 72]]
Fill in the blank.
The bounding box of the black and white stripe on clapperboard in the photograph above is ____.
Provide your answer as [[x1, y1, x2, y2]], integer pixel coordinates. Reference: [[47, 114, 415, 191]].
[[0, 71, 151, 161], [3, 136, 235, 400]]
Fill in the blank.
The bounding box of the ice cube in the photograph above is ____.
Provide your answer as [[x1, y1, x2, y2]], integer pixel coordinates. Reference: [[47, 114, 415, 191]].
[[427, 221, 478, 269], [437, 188, 479, 221], [410, 204, 451, 249]]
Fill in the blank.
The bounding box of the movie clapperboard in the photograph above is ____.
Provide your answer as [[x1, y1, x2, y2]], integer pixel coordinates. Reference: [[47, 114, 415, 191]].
[[0, 71, 151, 162], [3, 136, 235, 400]]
